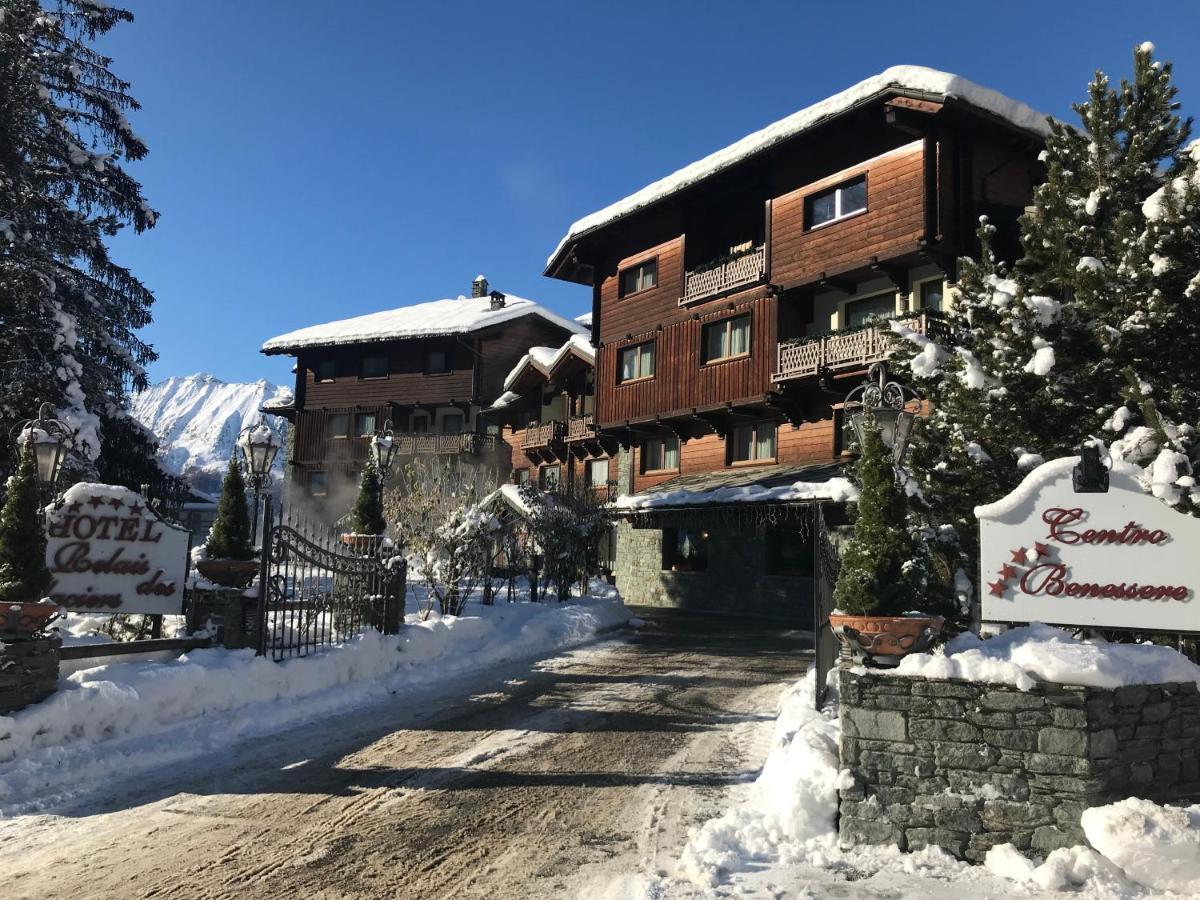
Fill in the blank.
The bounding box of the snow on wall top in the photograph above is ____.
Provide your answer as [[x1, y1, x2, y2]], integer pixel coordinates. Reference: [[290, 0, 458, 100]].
[[547, 65, 1052, 270], [502, 333, 597, 392], [612, 474, 858, 511], [261, 295, 585, 354]]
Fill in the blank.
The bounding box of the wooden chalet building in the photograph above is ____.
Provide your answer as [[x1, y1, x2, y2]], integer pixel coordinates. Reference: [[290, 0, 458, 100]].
[[261, 277, 585, 515], [484, 332, 616, 495], [544, 66, 1049, 618]]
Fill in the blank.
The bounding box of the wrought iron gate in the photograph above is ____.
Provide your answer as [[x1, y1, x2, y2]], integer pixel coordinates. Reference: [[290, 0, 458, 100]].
[[813, 502, 841, 710], [256, 496, 406, 660]]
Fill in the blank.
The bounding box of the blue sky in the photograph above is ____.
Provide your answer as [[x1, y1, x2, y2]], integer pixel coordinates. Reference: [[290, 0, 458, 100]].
[[99, 0, 1200, 388]]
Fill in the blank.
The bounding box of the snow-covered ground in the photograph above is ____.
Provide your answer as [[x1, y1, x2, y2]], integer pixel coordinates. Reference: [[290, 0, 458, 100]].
[[644, 628, 1200, 899], [0, 584, 630, 816], [128, 372, 290, 490]]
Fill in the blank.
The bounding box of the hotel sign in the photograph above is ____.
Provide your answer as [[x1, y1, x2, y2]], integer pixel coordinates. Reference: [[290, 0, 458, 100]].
[[44, 484, 189, 615], [978, 459, 1197, 631]]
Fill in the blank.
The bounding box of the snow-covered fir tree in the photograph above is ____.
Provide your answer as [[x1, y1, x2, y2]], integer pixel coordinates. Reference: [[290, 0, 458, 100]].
[[893, 43, 1199, 611], [0, 1, 182, 504]]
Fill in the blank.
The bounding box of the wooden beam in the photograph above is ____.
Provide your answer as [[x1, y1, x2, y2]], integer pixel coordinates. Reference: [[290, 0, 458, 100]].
[[819, 272, 857, 295]]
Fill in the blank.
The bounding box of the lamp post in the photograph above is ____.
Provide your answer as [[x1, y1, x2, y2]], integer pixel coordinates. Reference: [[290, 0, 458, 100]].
[[12, 402, 73, 495], [371, 419, 399, 480], [843, 362, 921, 468], [238, 422, 281, 545]]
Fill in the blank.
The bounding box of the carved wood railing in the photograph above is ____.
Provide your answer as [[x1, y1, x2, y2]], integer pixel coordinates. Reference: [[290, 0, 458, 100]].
[[520, 421, 564, 450], [564, 415, 594, 442], [774, 312, 950, 382], [394, 433, 497, 455], [681, 245, 766, 306]]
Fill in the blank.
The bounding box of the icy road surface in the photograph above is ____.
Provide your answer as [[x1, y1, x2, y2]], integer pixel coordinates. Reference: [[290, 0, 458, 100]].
[[0, 611, 811, 899]]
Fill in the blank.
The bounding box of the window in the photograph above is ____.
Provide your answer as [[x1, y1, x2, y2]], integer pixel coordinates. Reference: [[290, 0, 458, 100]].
[[516, 468, 531, 486], [354, 412, 377, 436], [327, 413, 349, 439], [441, 412, 464, 434], [730, 422, 775, 464], [662, 527, 708, 572], [766, 525, 815, 576], [619, 258, 658, 297], [618, 341, 655, 383], [844, 293, 896, 329], [411, 413, 430, 434], [641, 435, 680, 473], [702, 314, 751, 363], [308, 471, 328, 497], [426, 349, 451, 375], [361, 354, 388, 379], [539, 465, 561, 492], [586, 458, 610, 488], [919, 279, 944, 313], [315, 359, 335, 382], [806, 175, 867, 229]]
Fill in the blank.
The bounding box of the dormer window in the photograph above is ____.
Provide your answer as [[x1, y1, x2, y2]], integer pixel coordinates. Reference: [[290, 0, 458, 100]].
[[619, 258, 658, 297], [806, 176, 867, 229]]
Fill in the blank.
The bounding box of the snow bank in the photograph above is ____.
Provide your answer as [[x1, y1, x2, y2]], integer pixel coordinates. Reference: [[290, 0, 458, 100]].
[[1082, 798, 1200, 895], [984, 843, 1133, 892], [548, 66, 1051, 269], [894, 623, 1200, 691], [0, 587, 630, 815], [613, 475, 857, 511]]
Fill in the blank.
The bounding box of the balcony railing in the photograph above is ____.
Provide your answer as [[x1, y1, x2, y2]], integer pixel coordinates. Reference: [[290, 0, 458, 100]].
[[394, 432, 498, 455], [564, 414, 595, 442], [774, 312, 950, 382], [681, 244, 766, 306], [520, 421, 564, 450]]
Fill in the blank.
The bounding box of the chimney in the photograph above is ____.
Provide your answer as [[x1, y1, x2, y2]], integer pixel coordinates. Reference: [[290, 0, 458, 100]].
[[489, 290, 507, 311], [472, 274, 488, 298]]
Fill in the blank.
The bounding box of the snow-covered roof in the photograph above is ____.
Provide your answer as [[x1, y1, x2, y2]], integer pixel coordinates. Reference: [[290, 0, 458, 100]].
[[261, 294, 585, 355], [575, 311, 592, 327], [612, 463, 856, 512], [547, 66, 1051, 271], [502, 333, 596, 392]]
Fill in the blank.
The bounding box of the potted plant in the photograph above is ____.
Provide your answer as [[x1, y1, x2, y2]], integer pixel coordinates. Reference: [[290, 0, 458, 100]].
[[341, 457, 386, 553], [0, 440, 61, 638], [195, 454, 259, 588], [829, 409, 945, 665]]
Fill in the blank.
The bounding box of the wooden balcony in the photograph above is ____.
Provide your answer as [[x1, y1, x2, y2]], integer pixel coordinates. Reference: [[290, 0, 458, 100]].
[[395, 432, 498, 455], [564, 414, 595, 442], [520, 421, 564, 451], [681, 244, 766, 306], [773, 312, 949, 382]]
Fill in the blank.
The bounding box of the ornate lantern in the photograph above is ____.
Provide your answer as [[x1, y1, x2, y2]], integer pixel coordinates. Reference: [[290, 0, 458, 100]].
[[371, 420, 399, 478], [843, 362, 921, 466], [238, 422, 281, 490], [14, 402, 73, 487]]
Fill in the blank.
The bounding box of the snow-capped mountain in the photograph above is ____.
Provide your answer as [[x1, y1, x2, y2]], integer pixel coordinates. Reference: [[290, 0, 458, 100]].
[[130, 373, 291, 494]]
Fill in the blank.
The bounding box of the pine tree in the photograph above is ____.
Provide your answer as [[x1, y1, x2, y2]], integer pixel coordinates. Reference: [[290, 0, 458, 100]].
[[0, 1, 178, 499], [833, 411, 937, 616], [0, 439, 51, 602], [205, 455, 253, 561], [349, 457, 386, 536]]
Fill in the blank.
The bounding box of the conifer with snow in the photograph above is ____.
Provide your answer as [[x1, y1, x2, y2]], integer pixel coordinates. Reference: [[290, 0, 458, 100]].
[[0, 439, 52, 603], [0, 1, 179, 501], [348, 457, 386, 536], [205, 455, 253, 562]]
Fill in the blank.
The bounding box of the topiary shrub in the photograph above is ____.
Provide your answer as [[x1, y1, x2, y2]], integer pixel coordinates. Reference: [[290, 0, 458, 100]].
[[205, 454, 253, 561], [349, 457, 386, 536]]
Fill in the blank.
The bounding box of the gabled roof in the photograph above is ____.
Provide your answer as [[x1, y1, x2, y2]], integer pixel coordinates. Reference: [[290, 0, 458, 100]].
[[502, 333, 596, 393], [546, 65, 1051, 275], [261, 294, 585, 355]]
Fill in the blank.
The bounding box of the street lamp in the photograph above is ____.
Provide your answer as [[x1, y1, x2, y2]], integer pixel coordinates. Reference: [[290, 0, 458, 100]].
[[238, 421, 281, 544], [843, 362, 921, 467], [13, 402, 73, 489], [371, 419, 399, 479]]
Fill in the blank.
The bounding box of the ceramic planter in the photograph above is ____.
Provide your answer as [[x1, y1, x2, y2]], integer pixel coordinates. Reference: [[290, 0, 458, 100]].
[[827, 613, 945, 667], [0, 601, 60, 639], [195, 558, 260, 589]]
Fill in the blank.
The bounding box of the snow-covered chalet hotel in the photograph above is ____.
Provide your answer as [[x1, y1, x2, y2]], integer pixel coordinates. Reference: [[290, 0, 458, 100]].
[[260, 277, 584, 512], [544, 66, 1051, 618]]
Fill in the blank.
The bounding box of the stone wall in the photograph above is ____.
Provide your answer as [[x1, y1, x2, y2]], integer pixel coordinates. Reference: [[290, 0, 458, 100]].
[[838, 668, 1200, 862], [0, 636, 60, 714]]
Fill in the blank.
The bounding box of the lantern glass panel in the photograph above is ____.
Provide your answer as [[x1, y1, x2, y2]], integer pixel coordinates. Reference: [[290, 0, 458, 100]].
[[33, 440, 63, 485]]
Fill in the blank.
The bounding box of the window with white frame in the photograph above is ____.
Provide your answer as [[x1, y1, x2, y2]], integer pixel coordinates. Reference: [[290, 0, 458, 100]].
[[641, 435, 680, 473], [618, 341, 655, 383], [586, 458, 610, 487], [702, 313, 751, 363], [539, 465, 561, 492], [619, 258, 658, 297], [729, 422, 775, 464], [806, 175, 867, 229]]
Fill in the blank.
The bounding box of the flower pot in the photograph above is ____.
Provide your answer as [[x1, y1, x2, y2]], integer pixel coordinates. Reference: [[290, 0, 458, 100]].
[[0, 601, 60, 639], [340, 533, 384, 554], [195, 558, 260, 588], [827, 614, 945, 667]]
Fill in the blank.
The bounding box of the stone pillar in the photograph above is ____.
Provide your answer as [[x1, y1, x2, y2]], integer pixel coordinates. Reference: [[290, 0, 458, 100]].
[[0, 635, 60, 714], [188, 586, 260, 651]]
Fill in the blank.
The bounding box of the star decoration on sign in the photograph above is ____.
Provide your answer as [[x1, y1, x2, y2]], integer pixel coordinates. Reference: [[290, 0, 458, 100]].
[[108, 497, 123, 510], [1010, 547, 1027, 563], [988, 580, 1007, 597], [87, 495, 106, 509], [1034, 541, 1052, 559], [127, 502, 143, 516], [999, 563, 1016, 581]]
